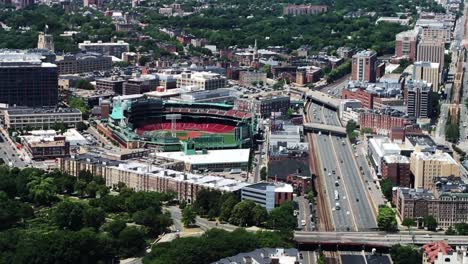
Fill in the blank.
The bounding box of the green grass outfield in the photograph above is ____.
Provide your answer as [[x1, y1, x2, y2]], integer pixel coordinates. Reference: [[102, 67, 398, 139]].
[[174, 131, 237, 145]]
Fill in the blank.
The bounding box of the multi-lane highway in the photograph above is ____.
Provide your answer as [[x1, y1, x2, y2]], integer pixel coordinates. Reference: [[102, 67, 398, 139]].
[[315, 133, 355, 231], [306, 100, 377, 231]]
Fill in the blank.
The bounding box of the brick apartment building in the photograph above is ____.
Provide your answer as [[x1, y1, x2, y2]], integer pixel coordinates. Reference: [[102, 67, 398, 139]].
[[342, 88, 375, 109], [351, 50, 377, 82], [381, 155, 412, 187], [359, 108, 411, 134]]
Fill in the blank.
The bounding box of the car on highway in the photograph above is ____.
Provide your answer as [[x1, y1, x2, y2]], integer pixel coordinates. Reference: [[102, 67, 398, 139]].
[[334, 190, 339, 200], [301, 220, 306, 226], [335, 181, 339, 186], [335, 203, 340, 210]]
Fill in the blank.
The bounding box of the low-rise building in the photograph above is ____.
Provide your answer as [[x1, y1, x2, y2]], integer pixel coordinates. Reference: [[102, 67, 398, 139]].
[[176, 71, 227, 90], [238, 71, 267, 86], [96, 77, 126, 95], [214, 248, 300, 264], [241, 182, 293, 211], [55, 52, 112, 74], [58, 154, 252, 203], [235, 96, 290, 118], [359, 108, 411, 135], [423, 241, 454, 264], [123, 74, 158, 95], [3, 107, 82, 129], [22, 135, 70, 160], [394, 181, 468, 229], [78, 40, 129, 58]]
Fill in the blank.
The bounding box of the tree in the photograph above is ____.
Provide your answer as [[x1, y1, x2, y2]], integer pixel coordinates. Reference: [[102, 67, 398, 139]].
[[252, 205, 268, 226], [118, 226, 146, 257], [104, 219, 127, 238], [182, 205, 196, 227], [454, 223, 468, 235], [85, 181, 98, 198], [346, 120, 358, 141], [377, 207, 397, 232], [52, 122, 67, 133], [76, 79, 94, 90], [74, 180, 87, 197], [52, 171, 76, 194], [260, 167, 267, 181], [306, 191, 315, 204], [78, 170, 93, 183], [229, 200, 256, 226], [76, 121, 88, 132], [360, 127, 372, 135], [266, 201, 296, 231], [133, 207, 172, 235], [26, 176, 57, 205], [219, 194, 239, 222], [83, 207, 106, 230], [193, 189, 222, 216], [138, 56, 150, 66], [380, 178, 393, 201], [287, 108, 294, 117], [390, 244, 422, 264], [402, 218, 415, 230], [446, 226, 457, 235], [53, 201, 85, 231], [179, 200, 187, 210], [424, 215, 438, 231]]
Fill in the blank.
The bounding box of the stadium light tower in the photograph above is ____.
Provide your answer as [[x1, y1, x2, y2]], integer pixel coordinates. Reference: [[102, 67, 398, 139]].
[[166, 114, 181, 137]]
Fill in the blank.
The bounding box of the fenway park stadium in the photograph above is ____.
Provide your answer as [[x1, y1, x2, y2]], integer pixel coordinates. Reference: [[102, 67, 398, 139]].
[[97, 97, 256, 151]]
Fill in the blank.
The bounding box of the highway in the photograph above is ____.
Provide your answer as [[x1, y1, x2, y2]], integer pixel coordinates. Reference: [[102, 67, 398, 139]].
[[295, 231, 468, 246], [315, 133, 355, 231], [330, 136, 377, 230], [306, 100, 377, 231]]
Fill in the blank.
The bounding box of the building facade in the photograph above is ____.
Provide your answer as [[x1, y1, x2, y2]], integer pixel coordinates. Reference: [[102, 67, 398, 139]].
[[4, 107, 82, 129], [23, 136, 70, 160], [239, 71, 267, 86], [406, 80, 433, 119], [417, 39, 445, 70], [395, 29, 419, 61], [351, 50, 377, 82], [410, 148, 460, 189], [381, 154, 412, 187], [55, 53, 112, 75], [176, 71, 227, 90], [78, 40, 129, 58], [0, 52, 58, 107], [359, 109, 411, 135], [283, 4, 328, 15], [241, 182, 293, 211], [413, 61, 441, 92]]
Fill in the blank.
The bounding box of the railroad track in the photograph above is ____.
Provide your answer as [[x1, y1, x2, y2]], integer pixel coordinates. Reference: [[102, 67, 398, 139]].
[[304, 101, 333, 232]]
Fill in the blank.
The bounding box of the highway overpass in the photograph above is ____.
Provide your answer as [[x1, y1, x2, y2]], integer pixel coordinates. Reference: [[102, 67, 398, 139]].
[[306, 90, 340, 110], [295, 231, 468, 247], [303, 123, 347, 136]]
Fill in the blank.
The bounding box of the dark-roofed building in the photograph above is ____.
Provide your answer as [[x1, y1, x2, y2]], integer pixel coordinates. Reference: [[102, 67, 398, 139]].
[[55, 52, 112, 74]]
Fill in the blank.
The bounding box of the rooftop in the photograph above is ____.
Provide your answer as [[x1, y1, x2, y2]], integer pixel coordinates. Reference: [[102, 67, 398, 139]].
[[0, 52, 56, 68], [6, 107, 81, 115], [353, 50, 376, 58], [79, 40, 129, 46], [213, 248, 299, 264], [399, 187, 436, 200], [383, 154, 409, 164], [156, 149, 250, 165]]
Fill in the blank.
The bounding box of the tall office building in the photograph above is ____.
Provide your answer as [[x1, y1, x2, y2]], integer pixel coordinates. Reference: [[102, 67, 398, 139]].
[[406, 80, 432, 119], [416, 39, 445, 70], [0, 52, 58, 107], [37, 25, 54, 52], [351, 50, 377, 82], [395, 29, 419, 61], [413, 61, 440, 92]]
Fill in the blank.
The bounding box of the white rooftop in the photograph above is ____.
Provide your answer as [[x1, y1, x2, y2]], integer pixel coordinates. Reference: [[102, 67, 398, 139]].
[[113, 162, 251, 192], [156, 149, 250, 165]]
